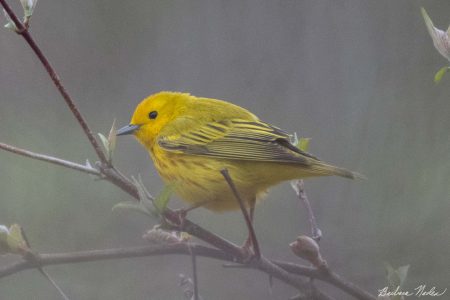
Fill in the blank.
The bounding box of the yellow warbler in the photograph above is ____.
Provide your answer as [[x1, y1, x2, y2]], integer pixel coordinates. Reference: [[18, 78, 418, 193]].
[[117, 91, 361, 212]]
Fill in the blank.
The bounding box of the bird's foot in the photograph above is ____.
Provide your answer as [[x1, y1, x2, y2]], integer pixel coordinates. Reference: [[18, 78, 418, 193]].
[[240, 236, 257, 262], [172, 208, 188, 230]]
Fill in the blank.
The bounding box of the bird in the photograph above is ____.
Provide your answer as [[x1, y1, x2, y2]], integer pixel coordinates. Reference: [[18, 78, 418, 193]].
[[117, 91, 362, 216]]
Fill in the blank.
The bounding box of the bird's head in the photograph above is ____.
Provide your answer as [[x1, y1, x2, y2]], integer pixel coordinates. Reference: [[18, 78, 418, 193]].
[[117, 91, 190, 148]]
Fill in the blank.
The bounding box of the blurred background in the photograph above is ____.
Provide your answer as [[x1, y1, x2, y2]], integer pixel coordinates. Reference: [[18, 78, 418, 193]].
[[1, 1, 449, 299]]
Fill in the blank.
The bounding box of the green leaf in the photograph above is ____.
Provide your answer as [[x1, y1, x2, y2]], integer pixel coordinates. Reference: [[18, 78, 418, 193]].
[[112, 200, 153, 216], [4, 22, 16, 31], [137, 174, 154, 200], [0, 225, 9, 254], [98, 121, 117, 163], [107, 119, 117, 162], [20, 0, 38, 18], [6, 224, 28, 254], [154, 183, 177, 213], [421, 7, 450, 62], [434, 66, 450, 83], [421, 7, 435, 36], [131, 175, 156, 214], [98, 133, 109, 153], [290, 132, 311, 152], [3, 9, 17, 32], [298, 138, 311, 152]]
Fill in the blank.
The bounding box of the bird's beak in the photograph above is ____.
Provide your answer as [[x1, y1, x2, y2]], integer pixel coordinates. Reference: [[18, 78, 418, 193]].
[[116, 124, 140, 136]]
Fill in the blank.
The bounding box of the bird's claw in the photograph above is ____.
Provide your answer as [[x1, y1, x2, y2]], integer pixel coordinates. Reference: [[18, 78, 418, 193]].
[[173, 208, 188, 230]]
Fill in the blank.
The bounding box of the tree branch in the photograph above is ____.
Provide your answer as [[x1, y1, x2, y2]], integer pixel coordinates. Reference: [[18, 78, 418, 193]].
[[0, 0, 108, 164], [275, 261, 377, 300], [293, 179, 321, 241], [0, 244, 342, 300], [0, 142, 100, 176], [1, 241, 378, 300], [190, 250, 199, 300]]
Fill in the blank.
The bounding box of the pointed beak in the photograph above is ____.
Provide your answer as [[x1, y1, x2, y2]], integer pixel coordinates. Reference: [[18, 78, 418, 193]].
[[116, 124, 140, 136]]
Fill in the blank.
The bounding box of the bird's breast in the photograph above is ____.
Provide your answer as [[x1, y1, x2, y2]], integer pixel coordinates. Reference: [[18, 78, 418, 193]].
[[148, 145, 267, 211]]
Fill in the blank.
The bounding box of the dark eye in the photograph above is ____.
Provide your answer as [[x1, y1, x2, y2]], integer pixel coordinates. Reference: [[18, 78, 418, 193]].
[[148, 111, 158, 119]]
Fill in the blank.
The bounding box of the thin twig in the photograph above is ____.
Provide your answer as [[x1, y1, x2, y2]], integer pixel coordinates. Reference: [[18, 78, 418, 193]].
[[36, 268, 70, 300], [190, 249, 199, 300], [294, 180, 321, 241], [0, 0, 108, 164], [220, 169, 261, 258], [222, 263, 252, 269], [20, 228, 71, 300], [0, 142, 100, 176]]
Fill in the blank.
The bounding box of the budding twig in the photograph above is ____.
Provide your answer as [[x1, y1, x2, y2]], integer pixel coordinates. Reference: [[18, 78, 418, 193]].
[[0, 142, 100, 176], [293, 180, 322, 241]]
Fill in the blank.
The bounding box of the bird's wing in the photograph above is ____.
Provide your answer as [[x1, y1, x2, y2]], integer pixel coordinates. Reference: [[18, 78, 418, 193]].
[[158, 119, 320, 165]]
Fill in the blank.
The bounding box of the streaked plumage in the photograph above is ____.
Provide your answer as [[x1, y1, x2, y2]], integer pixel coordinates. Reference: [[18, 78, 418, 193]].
[[117, 91, 361, 212]]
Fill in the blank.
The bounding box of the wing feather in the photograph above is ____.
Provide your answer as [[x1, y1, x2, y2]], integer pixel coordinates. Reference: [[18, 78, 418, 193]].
[[158, 119, 319, 165]]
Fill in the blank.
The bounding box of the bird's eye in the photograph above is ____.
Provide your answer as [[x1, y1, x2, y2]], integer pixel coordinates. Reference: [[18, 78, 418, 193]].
[[148, 111, 158, 119]]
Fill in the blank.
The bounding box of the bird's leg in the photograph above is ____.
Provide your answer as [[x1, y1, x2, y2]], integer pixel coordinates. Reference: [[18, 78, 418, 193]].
[[241, 198, 256, 254]]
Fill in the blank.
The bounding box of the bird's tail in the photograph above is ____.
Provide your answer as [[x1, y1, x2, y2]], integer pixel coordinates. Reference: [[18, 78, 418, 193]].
[[310, 161, 366, 180]]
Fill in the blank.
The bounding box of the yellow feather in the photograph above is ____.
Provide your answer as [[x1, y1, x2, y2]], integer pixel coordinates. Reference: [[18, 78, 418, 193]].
[[119, 91, 362, 212]]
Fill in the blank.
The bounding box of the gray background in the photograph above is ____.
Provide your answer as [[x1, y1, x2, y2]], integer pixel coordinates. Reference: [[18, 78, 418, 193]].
[[1, 1, 449, 299]]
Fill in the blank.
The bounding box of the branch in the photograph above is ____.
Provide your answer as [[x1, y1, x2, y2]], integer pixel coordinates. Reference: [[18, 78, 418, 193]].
[[0, 244, 229, 279], [0, 142, 100, 176], [190, 249, 199, 300], [0, 244, 376, 300], [276, 261, 376, 300], [293, 179, 321, 241], [0, 244, 336, 300], [220, 169, 261, 258], [253, 257, 335, 300], [0, 0, 108, 164]]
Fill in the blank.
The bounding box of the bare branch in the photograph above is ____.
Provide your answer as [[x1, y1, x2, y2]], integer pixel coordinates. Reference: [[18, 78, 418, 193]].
[[253, 257, 335, 300], [36, 268, 71, 300], [293, 180, 321, 241], [0, 142, 100, 176], [0, 244, 335, 300], [190, 249, 199, 300], [275, 261, 377, 300], [220, 169, 261, 258], [20, 227, 71, 300], [0, 0, 108, 164]]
